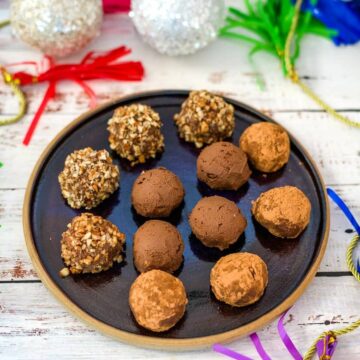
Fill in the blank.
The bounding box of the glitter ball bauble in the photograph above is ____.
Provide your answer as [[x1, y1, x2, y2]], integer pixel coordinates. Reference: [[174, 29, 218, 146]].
[[10, 0, 103, 57], [130, 0, 225, 56]]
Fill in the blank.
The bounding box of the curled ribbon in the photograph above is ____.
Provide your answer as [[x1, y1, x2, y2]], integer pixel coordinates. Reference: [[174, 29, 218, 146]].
[[8, 46, 144, 145], [315, 331, 337, 360]]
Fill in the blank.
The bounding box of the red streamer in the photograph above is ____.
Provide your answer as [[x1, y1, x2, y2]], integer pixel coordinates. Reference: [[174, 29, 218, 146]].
[[102, 0, 131, 13], [11, 46, 144, 145]]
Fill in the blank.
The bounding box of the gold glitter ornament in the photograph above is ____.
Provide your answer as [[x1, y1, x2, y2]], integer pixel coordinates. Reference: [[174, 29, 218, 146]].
[[10, 0, 103, 58], [130, 0, 225, 56]]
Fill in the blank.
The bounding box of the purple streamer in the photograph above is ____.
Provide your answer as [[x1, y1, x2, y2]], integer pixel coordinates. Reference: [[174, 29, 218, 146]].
[[213, 344, 253, 360], [316, 333, 338, 358], [249, 333, 272, 360], [277, 309, 303, 360]]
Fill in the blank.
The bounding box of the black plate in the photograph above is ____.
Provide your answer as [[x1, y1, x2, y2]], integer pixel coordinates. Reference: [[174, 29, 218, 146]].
[[26, 90, 328, 345]]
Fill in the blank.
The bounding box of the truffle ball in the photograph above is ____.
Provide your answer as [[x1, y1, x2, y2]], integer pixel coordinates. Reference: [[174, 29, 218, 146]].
[[174, 90, 235, 148], [189, 196, 247, 250], [240, 122, 290, 172], [210, 253, 268, 307], [58, 147, 120, 210], [107, 104, 164, 166], [129, 270, 188, 332], [60, 213, 125, 277], [131, 167, 185, 218], [133, 220, 184, 273], [197, 141, 251, 190], [252, 186, 311, 238]]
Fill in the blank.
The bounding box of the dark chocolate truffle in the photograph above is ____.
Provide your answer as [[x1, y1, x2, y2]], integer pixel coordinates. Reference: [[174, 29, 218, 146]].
[[240, 122, 290, 173], [133, 220, 184, 273], [107, 104, 164, 166], [60, 213, 125, 277], [252, 186, 311, 238], [210, 252, 268, 307], [197, 141, 251, 190], [174, 90, 235, 148], [129, 270, 188, 332], [189, 195, 247, 250], [131, 167, 185, 218]]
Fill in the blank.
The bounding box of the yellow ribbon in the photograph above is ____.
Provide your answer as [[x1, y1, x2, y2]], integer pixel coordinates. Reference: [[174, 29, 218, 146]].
[[0, 67, 27, 126], [0, 19, 27, 126], [284, 0, 360, 129], [303, 235, 360, 359]]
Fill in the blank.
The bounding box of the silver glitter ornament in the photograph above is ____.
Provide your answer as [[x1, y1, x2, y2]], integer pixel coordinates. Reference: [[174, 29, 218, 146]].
[[10, 0, 103, 57], [130, 0, 225, 56]]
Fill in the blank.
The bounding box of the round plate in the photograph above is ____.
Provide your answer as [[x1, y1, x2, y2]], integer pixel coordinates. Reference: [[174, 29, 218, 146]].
[[23, 90, 329, 349]]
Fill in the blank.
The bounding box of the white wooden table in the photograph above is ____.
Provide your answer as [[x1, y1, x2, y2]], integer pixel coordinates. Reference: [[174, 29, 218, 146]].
[[1, 2, 360, 359]]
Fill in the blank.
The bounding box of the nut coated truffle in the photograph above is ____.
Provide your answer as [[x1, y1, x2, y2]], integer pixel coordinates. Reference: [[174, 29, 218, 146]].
[[174, 90, 235, 148], [133, 220, 184, 273], [210, 253, 268, 307], [197, 141, 251, 190], [189, 196, 247, 250], [240, 122, 290, 172], [107, 104, 164, 166], [131, 167, 185, 218], [129, 270, 188, 332], [60, 213, 125, 277], [58, 147, 120, 210], [252, 186, 311, 238]]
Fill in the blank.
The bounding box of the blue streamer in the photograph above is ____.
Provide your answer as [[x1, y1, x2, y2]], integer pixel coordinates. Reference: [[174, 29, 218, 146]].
[[327, 188, 360, 235], [327, 188, 360, 273], [302, 0, 360, 45]]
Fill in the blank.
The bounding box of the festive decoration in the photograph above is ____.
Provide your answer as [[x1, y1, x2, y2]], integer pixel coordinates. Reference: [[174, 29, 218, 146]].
[[220, 0, 360, 128], [130, 0, 225, 56], [102, 0, 131, 13], [214, 188, 360, 360], [220, 0, 335, 77], [10, 0, 103, 57], [302, 0, 360, 45], [0, 67, 26, 126], [6, 46, 144, 145]]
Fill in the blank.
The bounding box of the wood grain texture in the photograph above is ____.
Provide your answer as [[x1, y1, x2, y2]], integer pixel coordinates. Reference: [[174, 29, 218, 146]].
[[1, 0, 360, 358]]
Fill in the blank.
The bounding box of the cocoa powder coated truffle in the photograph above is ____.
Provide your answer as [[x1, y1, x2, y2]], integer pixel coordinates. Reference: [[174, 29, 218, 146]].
[[58, 147, 120, 210], [197, 141, 251, 190], [60, 213, 125, 277], [133, 220, 184, 273], [210, 253, 268, 307], [189, 196, 247, 250], [131, 167, 185, 218], [174, 90, 235, 148], [252, 186, 311, 238], [129, 270, 188, 332], [240, 122, 290, 172], [107, 104, 164, 166]]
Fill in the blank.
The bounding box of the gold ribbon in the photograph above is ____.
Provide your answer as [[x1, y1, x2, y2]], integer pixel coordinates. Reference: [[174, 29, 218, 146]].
[[0, 67, 27, 126], [284, 0, 360, 128]]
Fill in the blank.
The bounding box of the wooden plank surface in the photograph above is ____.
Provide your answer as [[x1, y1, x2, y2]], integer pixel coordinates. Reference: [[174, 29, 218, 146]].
[[1, 1, 360, 359]]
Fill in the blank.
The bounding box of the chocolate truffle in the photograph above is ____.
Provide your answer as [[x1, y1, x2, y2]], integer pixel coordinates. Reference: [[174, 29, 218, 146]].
[[239, 122, 290, 172], [252, 186, 311, 238], [133, 220, 184, 273], [210, 253, 268, 307], [60, 213, 125, 277], [129, 270, 188, 332], [131, 167, 185, 218], [189, 196, 247, 250], [107, 104, 164, 166], [174, 90, 235, 148], [197, 141, 251, 190], [58, 147, 120, 210]]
